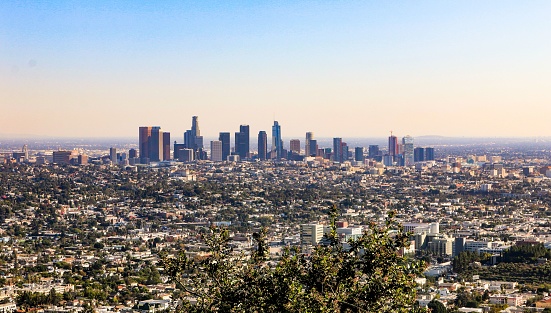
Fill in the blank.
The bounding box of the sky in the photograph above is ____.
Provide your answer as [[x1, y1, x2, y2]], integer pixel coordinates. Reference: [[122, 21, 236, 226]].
[[1, 1, 550, 139]]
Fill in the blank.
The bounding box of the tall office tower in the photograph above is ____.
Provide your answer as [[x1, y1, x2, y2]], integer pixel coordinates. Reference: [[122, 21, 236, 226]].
[[309, 139, 318, 157], [397, 143, 404, 155], [210, 140, 223, 162], [333, 138, 343, 162], [129, 148, 137, 159], [402, 135, 414, 166], [184, 116, 203, 151], [234, 132, 240, 155], [305, 132, 314, 156], [180, 149, 195, 162], [162, 132, 171, 161], [235, 125, 250, 159], [414, 147, 425, 162], [195, 136, 204, 152], [290, 139, 300, 154], [368, 145, 380, 159], [388, 133, 398, 157], [22, 145, 28, 161], [184, 130, 194, 149], [148, 126, 163, 162], [355, 147, 364, 162], [272, 121, 283, 159], [173, 142, 186, 160], [342, 142, 349, 162], [191, 116, 200, 137], [219, 132, 231, 161], [425, 147, 435, 161], [258, 131, 268, 161], [139, 126, 152, 163], [324, 148, 332, 159], [110, 147, 117, 164]]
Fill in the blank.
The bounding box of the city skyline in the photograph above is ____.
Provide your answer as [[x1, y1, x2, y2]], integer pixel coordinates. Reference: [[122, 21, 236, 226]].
[[2, 1, 551, 138]]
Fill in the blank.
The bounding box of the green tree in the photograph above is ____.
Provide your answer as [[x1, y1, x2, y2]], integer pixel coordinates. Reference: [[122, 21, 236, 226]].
[[162, 211, 426, 312], [49, 288, 60, 306], [427, 299, 447, 313]]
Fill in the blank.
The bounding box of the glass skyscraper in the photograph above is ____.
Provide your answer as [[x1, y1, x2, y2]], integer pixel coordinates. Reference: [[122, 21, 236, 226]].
[[272, 121, 283, 159]]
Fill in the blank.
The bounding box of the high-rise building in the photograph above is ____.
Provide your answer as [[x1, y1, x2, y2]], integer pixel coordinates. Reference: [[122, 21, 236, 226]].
[[414, 147, 425, 162], [129, 148, 137, 159], [77, 154, 88, 165], [149, 126, 163, 162], [210, 141, 223, 162], [258, 131, 267, 161], [290, 139, 300, 154], [425, 147, 435, 161], [235, 125, 250, 159], [388, 133, 398, 157], [139, 126, 152, 164], [402, 136, 414, 166], [174, 143, 186, 161], [53, 150, 77, 165], [305, 132, 314, 157], [342, 142, 349, 162], [324, 148, 332, 159], [162, 132, 171, 161], [301, 224, 325, 246], [139, 126, 166, 163], [272, 121, 283, 159], [192, 116, 200, 137], [235, 132, 240, 154], [219, 132, 231, 161], [184, 116, 203, 152], [184, 130, 194, 149], [180, 148, 195, 162], [333, 138, 343, 162], [368, 145, 380, 159], [354, 147, 364, 162], [110, 147, 117, 164], [22, 145, 28, 162], [309, 139, 318, 157]]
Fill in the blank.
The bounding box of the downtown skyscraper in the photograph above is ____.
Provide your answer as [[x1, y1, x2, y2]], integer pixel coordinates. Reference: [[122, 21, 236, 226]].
[[258, 131, 267, 161], [333, 137, 343, 163], [219, 132, 231, 161], [272, 121, 283, 159], [402, 135, 414, 166], [305, 132, 316, 157], [388, 132, 398, 158], [139, 126, 168, 163], [235, 125, 250, 159], [184, 116, 203, 152], [210, 140, 223, 162]]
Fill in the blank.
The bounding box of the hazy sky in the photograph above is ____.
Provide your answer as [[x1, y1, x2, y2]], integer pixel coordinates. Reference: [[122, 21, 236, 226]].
[[1, 1, 550, 139]]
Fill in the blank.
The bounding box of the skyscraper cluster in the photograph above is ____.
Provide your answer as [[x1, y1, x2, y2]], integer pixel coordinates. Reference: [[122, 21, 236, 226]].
[[378, 132, 435, 166], [139, 126, 170, 163], [138, 116, 435, 165]]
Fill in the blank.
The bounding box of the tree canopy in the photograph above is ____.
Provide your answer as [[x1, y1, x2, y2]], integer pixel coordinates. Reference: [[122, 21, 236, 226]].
[[161, 211, 426, 312]]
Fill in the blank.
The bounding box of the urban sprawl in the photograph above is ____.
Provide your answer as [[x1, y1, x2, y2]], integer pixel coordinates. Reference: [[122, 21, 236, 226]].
[[1, 116, 551, 313]]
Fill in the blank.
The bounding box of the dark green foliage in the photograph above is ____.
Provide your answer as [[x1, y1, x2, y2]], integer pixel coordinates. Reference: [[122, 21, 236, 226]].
[[501, 243, 551, 263], [16, 289, 61, 308], [427, 299, 447, 313], [161, 211, 426, 312], [461, 262, 551, 284], [454, 288, 483, 308], [453, 251, 480, 273]]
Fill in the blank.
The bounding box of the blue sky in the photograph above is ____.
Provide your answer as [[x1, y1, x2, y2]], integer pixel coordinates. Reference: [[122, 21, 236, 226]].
[[1, 1, 550, 138]]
